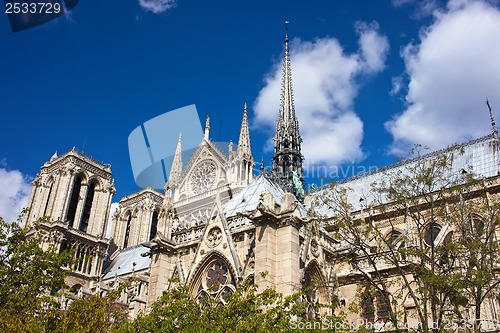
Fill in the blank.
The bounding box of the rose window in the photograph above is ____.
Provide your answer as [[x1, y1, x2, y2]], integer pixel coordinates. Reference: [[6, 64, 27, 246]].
[[189, 160, 217, 195], [206, 261, 228, 289], [195, 259, 235, 305]]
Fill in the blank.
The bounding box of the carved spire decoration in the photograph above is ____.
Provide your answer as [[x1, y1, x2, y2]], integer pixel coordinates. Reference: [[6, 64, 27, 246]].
[[487, 98, 498, 140], [168, 133, 183, 186], [229, 103, 255, 186], [204, 115, 210, 140], [237, 103, 252, 160], [271, 21, 304, 198], [50, 151, 58, 162]]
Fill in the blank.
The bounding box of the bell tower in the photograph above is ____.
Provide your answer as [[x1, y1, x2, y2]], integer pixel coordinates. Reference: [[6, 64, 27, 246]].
[[23, 149, 115, 295]]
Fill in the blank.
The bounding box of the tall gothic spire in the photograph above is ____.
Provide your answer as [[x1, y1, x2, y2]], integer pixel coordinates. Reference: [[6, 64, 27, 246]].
[[168, 133, 183, 185], [237, 103, 252, 159], [272, 21, 304, 196]]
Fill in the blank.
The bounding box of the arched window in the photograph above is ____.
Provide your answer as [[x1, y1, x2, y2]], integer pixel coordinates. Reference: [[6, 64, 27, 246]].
[[302, 263, 328, 320], [79, 181, 96, 233], [387, 230, 406, 260], [283, 138, 289, 149], [377, 292, 390, 322], [439, 231, 454, 266], [303, 268, 319, 320], [361, 289, 391, 323], [149, 210, 159, 241], [468, 215, 485, 238], [424, 222, 442, 247], [361, 295, 375, 323], [59, 239, 70, 254], [123, 213, 132, 248], [193, 258, 235, 305], [387, 231, 403, 248], [67, 175, 83, 228]]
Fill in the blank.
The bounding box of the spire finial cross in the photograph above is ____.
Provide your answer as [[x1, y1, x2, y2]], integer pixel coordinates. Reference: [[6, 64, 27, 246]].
[[285, 20, 289, 42]]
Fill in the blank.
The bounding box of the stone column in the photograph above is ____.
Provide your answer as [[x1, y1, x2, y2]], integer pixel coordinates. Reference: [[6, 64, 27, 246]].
[[275, 223, 300, 295], [130, 208, 142, 247], [52, 169, 64, 220], [24, 176, 40, 228], [59, 170, 74, 223], [147, 250, 176, 310], [254, 222, 277, 292], [114, 214, 124, 250], [100, 184, 114, 238], [87, 188, 100, 237], [75, 183, 88, 231]]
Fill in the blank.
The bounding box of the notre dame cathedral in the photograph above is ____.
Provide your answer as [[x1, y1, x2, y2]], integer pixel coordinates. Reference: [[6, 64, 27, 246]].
[[22, 28, 500, 327]]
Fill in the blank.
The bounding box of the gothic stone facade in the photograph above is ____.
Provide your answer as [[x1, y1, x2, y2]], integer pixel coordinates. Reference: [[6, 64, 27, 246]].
[[22, 29, 500, 325], [23, 149, 115, 305], [23, 132, 500, 324]]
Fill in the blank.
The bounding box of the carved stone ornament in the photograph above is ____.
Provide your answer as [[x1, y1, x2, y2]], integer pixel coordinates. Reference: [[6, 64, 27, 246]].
[[311, 239, 320, 258], [33, 174, 42, 186], [189, 160, 217, 195], [65, 161, 76, 173], [206, 227, 222, 248]]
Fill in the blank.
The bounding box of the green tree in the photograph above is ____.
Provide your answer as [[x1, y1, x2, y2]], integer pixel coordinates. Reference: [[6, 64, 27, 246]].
[[0, 212, 347, 332], [0, 214, 74, 332], [114, 278, 344, 333], [55, 287, 129, 333], [445, 184, 500, 333], [311, 147, 500, 332]]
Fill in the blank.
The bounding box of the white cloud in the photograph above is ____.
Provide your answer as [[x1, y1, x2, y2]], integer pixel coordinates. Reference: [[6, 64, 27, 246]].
[[390, 76, 404, 96], [356, 22, 389, 72], [386, 0, 500, 155], [391, 0, 440, 19], [0, 167, 32, 223], [254, 23, 389, 168], [138, 0, 176, 14], [392, 0, 416, 7], [414, 0, 440, 18]]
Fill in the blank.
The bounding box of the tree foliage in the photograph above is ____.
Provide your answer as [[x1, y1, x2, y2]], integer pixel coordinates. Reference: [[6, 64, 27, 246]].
[[115, 278, 340, 333], [0, 213, 345, 332], [9, 143, 500, 333], [55, 288, 129, 333], [0, 214, 75, 332], [0, 212, 133, 332], [311, 147, 500, 333]]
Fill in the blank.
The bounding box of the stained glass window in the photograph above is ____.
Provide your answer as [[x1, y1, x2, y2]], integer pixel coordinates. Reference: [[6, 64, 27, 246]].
[[195, 259, 235, 305], [206, 262, 228, 290]]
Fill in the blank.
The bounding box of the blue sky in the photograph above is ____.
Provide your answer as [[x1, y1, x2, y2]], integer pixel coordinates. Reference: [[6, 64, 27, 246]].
[[1, 0, 500, 222]]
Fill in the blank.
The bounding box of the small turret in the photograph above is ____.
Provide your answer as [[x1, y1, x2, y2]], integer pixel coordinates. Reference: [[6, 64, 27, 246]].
[[168, 133, 183, 186], [229, 104, 255, 186], [237, 103, 252, 160]]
